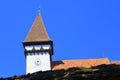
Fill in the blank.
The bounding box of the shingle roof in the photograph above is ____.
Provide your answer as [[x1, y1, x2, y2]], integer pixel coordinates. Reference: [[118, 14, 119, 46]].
[[24, 12, 51, 42], [52, 58, 110, 70]]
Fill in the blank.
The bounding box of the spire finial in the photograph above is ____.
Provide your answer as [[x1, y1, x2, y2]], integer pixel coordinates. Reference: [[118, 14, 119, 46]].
[[38, 6, 40, 13]]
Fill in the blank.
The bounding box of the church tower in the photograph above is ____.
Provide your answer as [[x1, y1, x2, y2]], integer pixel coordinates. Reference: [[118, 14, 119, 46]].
[[23, 12, 53, 74]]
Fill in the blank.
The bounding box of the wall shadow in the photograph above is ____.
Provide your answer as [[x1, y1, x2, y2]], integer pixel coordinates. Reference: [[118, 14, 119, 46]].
[[51, 61, 64, 69]]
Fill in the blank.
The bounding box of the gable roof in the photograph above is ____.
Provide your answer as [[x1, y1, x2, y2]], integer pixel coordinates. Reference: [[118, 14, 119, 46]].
[[24, 12, 51, 43], [52, 58, 110, 70]]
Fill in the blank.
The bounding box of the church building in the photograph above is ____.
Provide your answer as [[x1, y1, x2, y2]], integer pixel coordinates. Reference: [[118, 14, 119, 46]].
[[23, 11, 111, 74]]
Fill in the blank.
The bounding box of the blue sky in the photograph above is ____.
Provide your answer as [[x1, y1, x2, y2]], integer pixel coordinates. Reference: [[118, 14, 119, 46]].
[[0, 0, 120, 78]]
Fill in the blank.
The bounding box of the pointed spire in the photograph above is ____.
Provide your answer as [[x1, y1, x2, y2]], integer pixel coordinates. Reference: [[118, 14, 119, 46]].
[[24, 12, 51, 42]]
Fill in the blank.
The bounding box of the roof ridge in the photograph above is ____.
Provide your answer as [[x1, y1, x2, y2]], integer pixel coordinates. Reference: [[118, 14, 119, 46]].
[[53, 58, 109, 62]]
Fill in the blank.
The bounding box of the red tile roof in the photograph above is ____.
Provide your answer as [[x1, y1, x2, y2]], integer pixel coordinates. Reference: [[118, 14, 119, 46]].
[[24, 12, 51, 42], [111, 61, 120, 65], [52, 58, 110, 70]]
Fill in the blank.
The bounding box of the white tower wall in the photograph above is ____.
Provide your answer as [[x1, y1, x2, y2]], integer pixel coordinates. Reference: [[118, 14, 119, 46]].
[[26, 52, 51, 74]]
